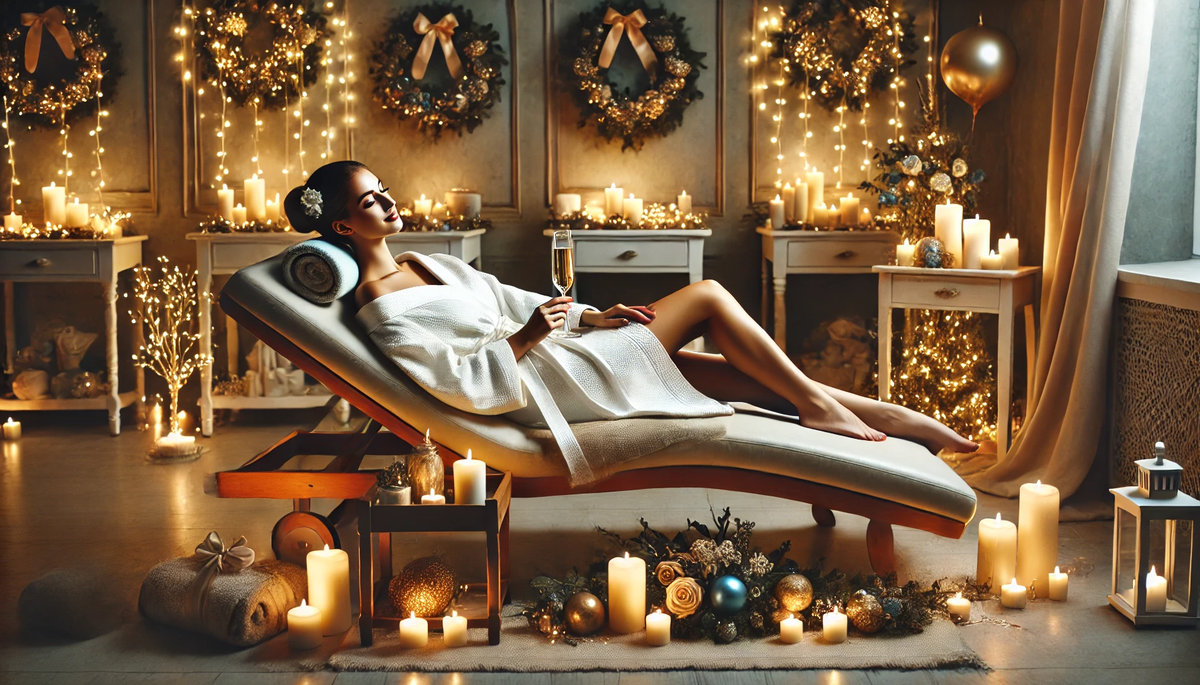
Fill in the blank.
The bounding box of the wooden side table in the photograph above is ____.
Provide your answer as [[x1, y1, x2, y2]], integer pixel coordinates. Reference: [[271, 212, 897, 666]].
[[758, 228, 901, 349], [875, 265, 1041, 458], [191, 229, 485, 435], [357, 468, 511, 646], [0, 236, 148, 434], [542, 228, 711, 298]]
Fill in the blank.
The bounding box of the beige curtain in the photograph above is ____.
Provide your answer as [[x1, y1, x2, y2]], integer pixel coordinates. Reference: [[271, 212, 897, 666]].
[[968, 0, 1157, 499]]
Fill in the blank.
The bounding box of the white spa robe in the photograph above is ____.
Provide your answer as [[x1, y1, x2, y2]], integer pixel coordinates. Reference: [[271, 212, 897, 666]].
[[356, 251, 733, 483]]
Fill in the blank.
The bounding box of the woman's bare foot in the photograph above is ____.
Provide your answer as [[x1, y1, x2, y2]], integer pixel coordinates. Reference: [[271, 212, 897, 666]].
[[869, 404, 978, 454], [796, 389, 887, 442]]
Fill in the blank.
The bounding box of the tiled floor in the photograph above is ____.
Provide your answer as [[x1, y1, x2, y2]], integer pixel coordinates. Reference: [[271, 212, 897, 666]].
[[1, 410, 1196, 684]]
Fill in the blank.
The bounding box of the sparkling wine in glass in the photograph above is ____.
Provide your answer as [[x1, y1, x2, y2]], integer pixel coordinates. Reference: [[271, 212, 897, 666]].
[[550, 230, 580, 338]]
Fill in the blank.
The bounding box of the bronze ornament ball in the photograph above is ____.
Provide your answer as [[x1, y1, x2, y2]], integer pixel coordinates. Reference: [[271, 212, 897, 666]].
[[846, 589, 886, 634], [388, 556, 456, 617], [564, 591, 605, 636], [773, 574, 814, 613]]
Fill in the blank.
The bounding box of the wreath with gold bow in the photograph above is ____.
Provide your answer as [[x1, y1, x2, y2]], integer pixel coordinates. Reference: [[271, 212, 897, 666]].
[[193, 0, 328, 110], [770, 0, 917, 112], [562, 1, 705, 151], [0, 3, 122, 129], [368, 3, 508, 139]]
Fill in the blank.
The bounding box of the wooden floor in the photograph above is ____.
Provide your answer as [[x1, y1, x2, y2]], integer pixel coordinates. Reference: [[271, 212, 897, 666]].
[[2, 409, 1198, 685]]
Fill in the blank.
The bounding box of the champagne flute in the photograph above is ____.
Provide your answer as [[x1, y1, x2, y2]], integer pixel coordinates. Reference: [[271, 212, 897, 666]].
[[550, 230, 581, 338]]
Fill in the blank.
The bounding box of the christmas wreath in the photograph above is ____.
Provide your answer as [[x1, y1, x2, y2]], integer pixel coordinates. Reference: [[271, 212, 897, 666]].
[[0, 3, 122, 129], [769, 0, 917, 112], [193, 0, 328, 110], [561, 1, 706, 151], [368, 3, 508, 139]]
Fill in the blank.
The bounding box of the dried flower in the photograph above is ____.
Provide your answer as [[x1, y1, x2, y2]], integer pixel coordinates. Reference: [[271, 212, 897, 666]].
[[715, 540, 742, 567], [748, 552, 772, 576], [656, 561, 684, 586], [665, 577, 703, 619]]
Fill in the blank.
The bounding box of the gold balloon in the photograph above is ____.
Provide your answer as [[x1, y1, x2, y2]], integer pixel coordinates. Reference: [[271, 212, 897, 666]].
[[940, 21, 1018, 119]]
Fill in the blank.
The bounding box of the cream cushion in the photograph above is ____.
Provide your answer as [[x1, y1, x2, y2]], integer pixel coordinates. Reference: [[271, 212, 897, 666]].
[[224, 256, 977, 524]]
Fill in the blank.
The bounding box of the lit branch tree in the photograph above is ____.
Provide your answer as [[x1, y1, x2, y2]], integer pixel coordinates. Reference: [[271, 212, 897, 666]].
[[129, 257, 212, 437]]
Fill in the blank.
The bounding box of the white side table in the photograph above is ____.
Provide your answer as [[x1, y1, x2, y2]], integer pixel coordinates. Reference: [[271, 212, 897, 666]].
[[541, 229, 710, 298], [190, 229, 485, 435], [0, 236, 148, 434], [875, 265, 1041, 458], [758, 227, 901, 349]]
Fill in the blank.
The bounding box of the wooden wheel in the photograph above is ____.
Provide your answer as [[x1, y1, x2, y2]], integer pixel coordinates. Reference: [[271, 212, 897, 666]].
[[272, 511, 340, 567]]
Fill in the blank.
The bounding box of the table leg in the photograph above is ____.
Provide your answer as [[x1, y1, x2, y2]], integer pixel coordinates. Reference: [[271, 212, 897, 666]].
[[499, 512, 511, 603], [198, 249, 214, 437], [486, 501, 501, 645], [1024, 303, 1037, 421], [877, 276, 893, 402], [103, 275, 120, 436], [772, 277, 787, 350], [997, 284, 1015, 459], [133, 283, 145, 425], [357, 499, 374, 646], [4, 281, 14, 375]]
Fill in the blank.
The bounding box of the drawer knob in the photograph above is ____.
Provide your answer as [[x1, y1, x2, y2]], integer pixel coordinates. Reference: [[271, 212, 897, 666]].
[[618, 250, 638, 260], [835, 250, 856, 259], [934, 287, 960, 299], [33, 257, 52, 268]]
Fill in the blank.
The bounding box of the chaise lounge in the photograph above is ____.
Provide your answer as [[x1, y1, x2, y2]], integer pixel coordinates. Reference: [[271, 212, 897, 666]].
[[214, 253, 978, 576]]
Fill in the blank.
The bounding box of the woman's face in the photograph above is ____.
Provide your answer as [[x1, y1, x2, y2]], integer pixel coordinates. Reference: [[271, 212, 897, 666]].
[[332, 169, 402, 241]]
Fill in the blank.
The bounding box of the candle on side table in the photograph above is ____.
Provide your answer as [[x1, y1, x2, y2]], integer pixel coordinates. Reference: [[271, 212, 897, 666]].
[[769, 194, 786, 229], [553, 193, 581, 217], [792, 180, 808, 224], [1016, 480, 1059, 596], [839, 193, 860, 226], [961, 214, 991, 269], [399, 612, 428, 647], [604, 183, 623, 217], [934, 202, 964, 265], [623, 193, 643, 227], [822, 607, 847, 643], [677, 190, 692, 215], [244, 175, 266, 221], [646, 609, 671, 646], [453, 449, 487, 505], [607, 552, 646, 634], [780, 614, 804, 643], [3, 212, 21, 231], [217, 184, 235, 222], [307, 544, 351, 635], [947, 592, 971, 623], [413, 194, 432, 216], [421, 493, 446, 505], [1000, 578, 1027, 609], [3, 417, 21, 440], [446, 189, 482, 218], [977, 512, 1017, 591], [780, 184, 795, 223], [981, 250, 1003, 270], [287, 600, 323, 650], [42, 182, 65, 225], [231, 204, 247, 225], [999, 233, 1019, 269], [896, 238, 915, 266], [443, 609, 468, 646], [1048, 566, 1068, 601], [65, 199, 89, 228], [804, 169, 824, 223]]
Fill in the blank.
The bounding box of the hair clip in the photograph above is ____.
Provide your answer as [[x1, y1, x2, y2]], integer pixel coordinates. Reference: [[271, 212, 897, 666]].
[[300, 188, 323, 218]]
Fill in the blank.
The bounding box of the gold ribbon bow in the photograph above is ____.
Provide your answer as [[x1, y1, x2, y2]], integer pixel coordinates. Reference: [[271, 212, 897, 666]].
[[412, 12, 463, 81], [598, 7, 657, 73], [20, 6, 76, 75], [186, 531, 255, 628]]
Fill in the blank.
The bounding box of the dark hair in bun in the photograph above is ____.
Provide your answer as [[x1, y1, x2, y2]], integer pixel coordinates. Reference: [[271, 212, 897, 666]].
[[284, 160, 368, 248]]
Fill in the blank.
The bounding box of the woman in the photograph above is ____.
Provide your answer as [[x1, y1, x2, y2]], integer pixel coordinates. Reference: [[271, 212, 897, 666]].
[[285, 162, 976, 482]]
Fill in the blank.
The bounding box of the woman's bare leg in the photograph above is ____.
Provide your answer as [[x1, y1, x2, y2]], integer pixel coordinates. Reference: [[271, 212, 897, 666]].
[[644, 280, 885, 441], [671, 350, 978, 454]]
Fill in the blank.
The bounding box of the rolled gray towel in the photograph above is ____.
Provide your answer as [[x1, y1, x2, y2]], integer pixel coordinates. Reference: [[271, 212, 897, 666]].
[[281, 239, 359, 304]]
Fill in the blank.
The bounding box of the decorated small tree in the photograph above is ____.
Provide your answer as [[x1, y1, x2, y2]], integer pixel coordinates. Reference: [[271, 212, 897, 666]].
[[129, 256, 212, 453]]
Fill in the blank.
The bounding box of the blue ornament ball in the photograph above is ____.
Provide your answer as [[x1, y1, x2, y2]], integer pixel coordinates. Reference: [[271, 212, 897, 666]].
[[709, 575, 748, 614]]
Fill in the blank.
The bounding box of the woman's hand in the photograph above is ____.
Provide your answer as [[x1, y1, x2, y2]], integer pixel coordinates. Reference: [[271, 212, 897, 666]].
[[580, 304, 656, 328], [507, 296, 572, 359]]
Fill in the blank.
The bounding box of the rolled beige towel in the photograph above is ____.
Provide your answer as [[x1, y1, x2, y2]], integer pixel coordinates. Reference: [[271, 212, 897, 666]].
[[138, 557, 307, 647]]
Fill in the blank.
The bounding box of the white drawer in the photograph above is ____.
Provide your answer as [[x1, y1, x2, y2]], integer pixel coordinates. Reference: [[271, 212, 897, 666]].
[[787, 238, 894, 269], [575, 240, 689, 268], [891, 275, 1000, 310], [0, 247, 97, 277], [212, 243, 287, 271]]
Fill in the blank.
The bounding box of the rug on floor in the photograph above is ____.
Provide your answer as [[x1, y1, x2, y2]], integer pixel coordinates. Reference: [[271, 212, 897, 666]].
[[328, 607, 986, 672]]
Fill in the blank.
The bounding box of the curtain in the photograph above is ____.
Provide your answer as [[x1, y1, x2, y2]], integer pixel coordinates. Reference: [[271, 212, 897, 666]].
[[967, 0, 1157, 499]]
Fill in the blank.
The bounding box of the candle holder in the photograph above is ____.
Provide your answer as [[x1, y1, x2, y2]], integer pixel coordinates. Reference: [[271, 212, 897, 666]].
[[1109, 441, 1200, 627]]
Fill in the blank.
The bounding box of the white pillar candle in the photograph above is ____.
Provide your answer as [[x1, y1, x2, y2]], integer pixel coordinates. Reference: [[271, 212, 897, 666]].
[[42, 182, 66, 226], [445, 190, 482, 218], [244, 175, 266, 221], [265, 193, 280, 224], [792, 181, 808, 225], [3, 417, 21, 440], [804, 169, 824, 223], [933, 202, 963, 265], [453, 449, 487, 505], [154, 431, 196, 458], [825, 204, 838, 228], [780, 614, 804, 643], [1016, 480, 1059, 596], [217, 184, 235, 222], [553, 193, 581, 217], [677, 190, 692, 215], [981, 250, 1003, 270], [812, 202, 829, 228], [287, 599, 323, 650], [961, 215, 991, 269], [65, 199, 88, 228], [896, 239, 915, 267], [999, 233, 1019, 269], [976, 512, 1017, 591], [780, 184, 795, 223], [645, 609, 671, 646], [421, 493, 446, 505], [607, 552, 646, 634], [822, 607, 847, 643], [4, 212, 22, 231], [947, 592, 971, 623], [839, 194, 860, 226], [443, 609, 468, 646], [622, 194, 644, 227], [433, 201, 446, 217], [413, 194, 432, 216], [604, 183, 623, 217], [1000, 578, 1027, 609], [769, 194, 786, 229], [399, 612, 428, 648], [1146, 566, 1167, 611], [1048, 566, 1068, 601], [231, 204, 247, 225], [306, 544, 351, 635]]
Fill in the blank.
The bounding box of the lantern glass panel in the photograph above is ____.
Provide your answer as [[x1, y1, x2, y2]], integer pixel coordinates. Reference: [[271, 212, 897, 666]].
[[1169, 519, 1193, 613], [1116, 508, 1137, 606]]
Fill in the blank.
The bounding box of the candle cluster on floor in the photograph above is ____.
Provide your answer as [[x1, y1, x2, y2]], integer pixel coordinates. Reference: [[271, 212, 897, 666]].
[[550, 185, 708, 231], [973, 481, 1069, 617]]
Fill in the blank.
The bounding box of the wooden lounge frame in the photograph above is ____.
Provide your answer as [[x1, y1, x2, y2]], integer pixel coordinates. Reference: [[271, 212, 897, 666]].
[[216, 291, 971, 576]]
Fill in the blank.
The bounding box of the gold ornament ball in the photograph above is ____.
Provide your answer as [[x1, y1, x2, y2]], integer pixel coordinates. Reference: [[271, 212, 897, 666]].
[[563, 591, 605, 636], [773, 574, 813, 613], [388, 556, 456, 617], [846, 590, 886, 634], [940, 22, 1019, 117]]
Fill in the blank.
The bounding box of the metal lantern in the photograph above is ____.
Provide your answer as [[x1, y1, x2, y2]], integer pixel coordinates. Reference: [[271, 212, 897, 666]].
[[1109, 442, 1200, 627]]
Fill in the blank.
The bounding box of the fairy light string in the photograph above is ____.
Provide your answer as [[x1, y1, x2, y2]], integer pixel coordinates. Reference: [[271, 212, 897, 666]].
[[2, 95, 18, 214], [90, 73, 108, 208], [59, 102, 71, 195]]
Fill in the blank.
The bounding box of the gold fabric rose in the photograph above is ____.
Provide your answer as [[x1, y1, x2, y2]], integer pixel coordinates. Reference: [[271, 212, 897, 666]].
[[656, 561, 684, 586], [665, 576, 703, 619]]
